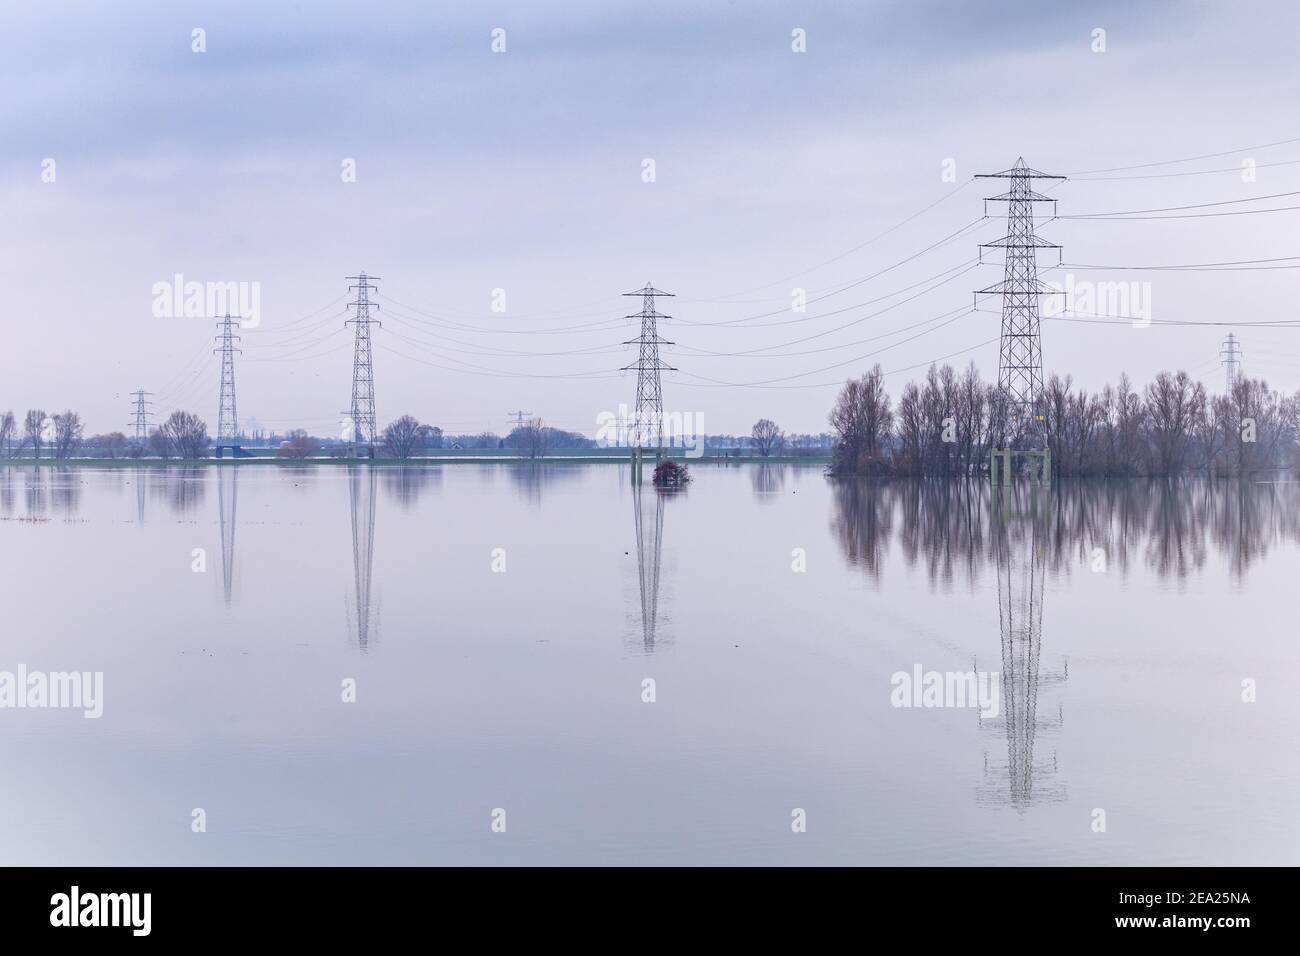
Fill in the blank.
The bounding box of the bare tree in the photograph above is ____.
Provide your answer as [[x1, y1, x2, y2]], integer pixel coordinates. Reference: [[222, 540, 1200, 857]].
[[415, 424, 443, 451], [51, 410, 83, 459], [1144, 371, 1205, 475], [0, 411, 14, 458], [382, 415, 423, 459], [277, 430, 319, 459], [751, 419, 784, 456], [826, 362, 1297, 478], [96, 432, 129, 459], [507, 418, 550, 458], [522, 417, 549, 458], [162, 411, 210, 459], [148, 428, 172, 459], [829, 365, 893, 475], [23, 409, 46, 459]]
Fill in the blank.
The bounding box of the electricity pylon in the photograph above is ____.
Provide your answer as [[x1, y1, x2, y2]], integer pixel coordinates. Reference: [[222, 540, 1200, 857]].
[[345, 273, 381, 456], [129, 389, 154, 442], [214, 313, 242, 447], [621, 283, 675, 453], [975, 158, 1065, 442], [1221, 333, 1242, 393]]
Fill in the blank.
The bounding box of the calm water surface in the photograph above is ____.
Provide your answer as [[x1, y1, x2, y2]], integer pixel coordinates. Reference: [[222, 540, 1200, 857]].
[[2, 462, 1297, 865]]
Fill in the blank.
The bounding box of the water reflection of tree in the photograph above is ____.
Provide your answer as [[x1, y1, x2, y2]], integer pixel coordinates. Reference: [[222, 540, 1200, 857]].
[[149, 466, 206, 514], [1, 467, 16, 515], [830, 477, 1300, 809], [23, 468, 46, 517], [750, 463, 787, 499], [506, 462, 582, 505], [380, 464, 441, 510], [831, 478, 1300, 583], [50, 467, 82, 516], [830, 480, 894, 580]]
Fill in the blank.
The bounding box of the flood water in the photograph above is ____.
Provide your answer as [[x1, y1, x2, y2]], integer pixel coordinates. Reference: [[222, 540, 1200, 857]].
[[2, 462, 1297, 865]]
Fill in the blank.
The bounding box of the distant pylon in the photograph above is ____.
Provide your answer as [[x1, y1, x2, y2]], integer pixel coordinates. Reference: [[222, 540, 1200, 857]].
[[214, 313, 242, 443], [345, 273, 381, 455], [507, 409, 533, 430], [621, 283, 676, 452], [1220, 333, 1242, 393], [129, 389, 154, 442], [975, 158, 1066, 439]]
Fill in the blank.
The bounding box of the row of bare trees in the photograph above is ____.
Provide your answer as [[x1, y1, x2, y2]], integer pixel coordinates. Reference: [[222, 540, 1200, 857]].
[[0, 409, 84, 459], [0, 409, 209, 459], [830, 363, 1300, 477]]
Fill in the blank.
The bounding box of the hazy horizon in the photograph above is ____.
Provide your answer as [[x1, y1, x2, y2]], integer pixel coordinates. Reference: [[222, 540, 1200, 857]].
[[5, 0, 1300, 438]]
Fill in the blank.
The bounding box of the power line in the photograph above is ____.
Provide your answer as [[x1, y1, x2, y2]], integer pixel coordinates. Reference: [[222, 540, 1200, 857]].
[[667, 307, 974, 388], [680, 217, 991, 328], [1062, 254, 1300, 271], [1071, 157, 1300, 181], [381, 306, 624, 357], [374, 342, 623, 381], [673, 256, 980, 330], [675, 335, 998, 390], [1062, 203, 1300, 222], [680, 179, 978, 303], [378, 293, 623, 335], [675, 301, 974, 359], [1067, 134, 1300, 176], [1063, 190, 1300, 218]]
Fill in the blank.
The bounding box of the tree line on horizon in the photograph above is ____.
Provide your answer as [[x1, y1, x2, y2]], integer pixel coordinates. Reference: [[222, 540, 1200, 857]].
[[828, 362, 1299, 477], [0, 408, 211, 460], [0, 404, 834, 461]]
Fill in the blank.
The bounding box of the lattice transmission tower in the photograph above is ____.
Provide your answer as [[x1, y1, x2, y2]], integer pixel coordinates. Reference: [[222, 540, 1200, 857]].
[[621, 284, 676, 452], [129, 389, 154, 442], [975, 158, 1065, 440], [214, 312, 242, 445], [1221, 333, 1242, 393], [344, 273, 381, 456]]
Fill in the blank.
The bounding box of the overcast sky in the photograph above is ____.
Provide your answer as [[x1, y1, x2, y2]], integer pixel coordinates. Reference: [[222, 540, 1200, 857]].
[[4, 0, 1300, 436]]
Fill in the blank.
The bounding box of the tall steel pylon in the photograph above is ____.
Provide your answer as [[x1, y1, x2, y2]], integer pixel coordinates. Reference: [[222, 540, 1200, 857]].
[[621, 283, 676, 452], [129, 389, 154, 442], [345, 273, 381, 456], [1220, 333, 1242, 393], [214, 312, 242, 443], [975, 159, 1065, 441]]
